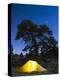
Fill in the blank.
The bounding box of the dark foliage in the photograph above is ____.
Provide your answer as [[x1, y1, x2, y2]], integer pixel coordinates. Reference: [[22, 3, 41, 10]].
[[15, 20, 58, 58]]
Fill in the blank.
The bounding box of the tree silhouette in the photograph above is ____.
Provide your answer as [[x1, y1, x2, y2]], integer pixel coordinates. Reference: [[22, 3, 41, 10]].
[[16, 20, 57, 57]]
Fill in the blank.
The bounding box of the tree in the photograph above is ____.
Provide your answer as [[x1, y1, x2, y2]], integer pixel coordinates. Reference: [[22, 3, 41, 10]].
[[15, 20, 57, 57]]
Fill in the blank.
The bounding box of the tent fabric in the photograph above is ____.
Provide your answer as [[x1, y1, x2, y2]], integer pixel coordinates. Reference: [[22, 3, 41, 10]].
[[16, 60, 47, 73]]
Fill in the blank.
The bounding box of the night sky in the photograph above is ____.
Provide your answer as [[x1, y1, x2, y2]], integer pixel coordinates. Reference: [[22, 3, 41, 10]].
[[11, 4, 58, 54]]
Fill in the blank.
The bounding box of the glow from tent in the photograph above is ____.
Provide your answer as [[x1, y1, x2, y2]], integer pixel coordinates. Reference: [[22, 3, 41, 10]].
[[16, 60, 47, 73]]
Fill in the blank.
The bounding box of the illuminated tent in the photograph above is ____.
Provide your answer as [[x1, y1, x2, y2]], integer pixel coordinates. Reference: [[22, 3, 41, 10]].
[[16, 60, 47, 73]]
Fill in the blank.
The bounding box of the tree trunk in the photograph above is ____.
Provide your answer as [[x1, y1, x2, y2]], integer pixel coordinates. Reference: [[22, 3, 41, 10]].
[[30, 33, 38, 55]]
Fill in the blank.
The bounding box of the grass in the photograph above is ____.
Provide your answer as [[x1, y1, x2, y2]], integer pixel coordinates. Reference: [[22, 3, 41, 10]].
[[11, 58, 58, 76]]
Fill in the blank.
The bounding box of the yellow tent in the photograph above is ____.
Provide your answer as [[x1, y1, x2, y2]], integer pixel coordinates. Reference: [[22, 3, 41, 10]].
[[16, 60, 47, 73]]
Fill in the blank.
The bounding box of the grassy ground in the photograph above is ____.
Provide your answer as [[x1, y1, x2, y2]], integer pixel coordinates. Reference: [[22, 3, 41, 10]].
[[11, 58, 58, 76]]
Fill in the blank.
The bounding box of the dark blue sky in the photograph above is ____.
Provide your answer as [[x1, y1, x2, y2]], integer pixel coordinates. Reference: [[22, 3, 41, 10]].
[[11, 4, 58, 54]]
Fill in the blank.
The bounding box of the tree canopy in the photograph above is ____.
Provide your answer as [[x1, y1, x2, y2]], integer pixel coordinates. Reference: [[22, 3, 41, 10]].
[[16, 20, 57, 56]]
